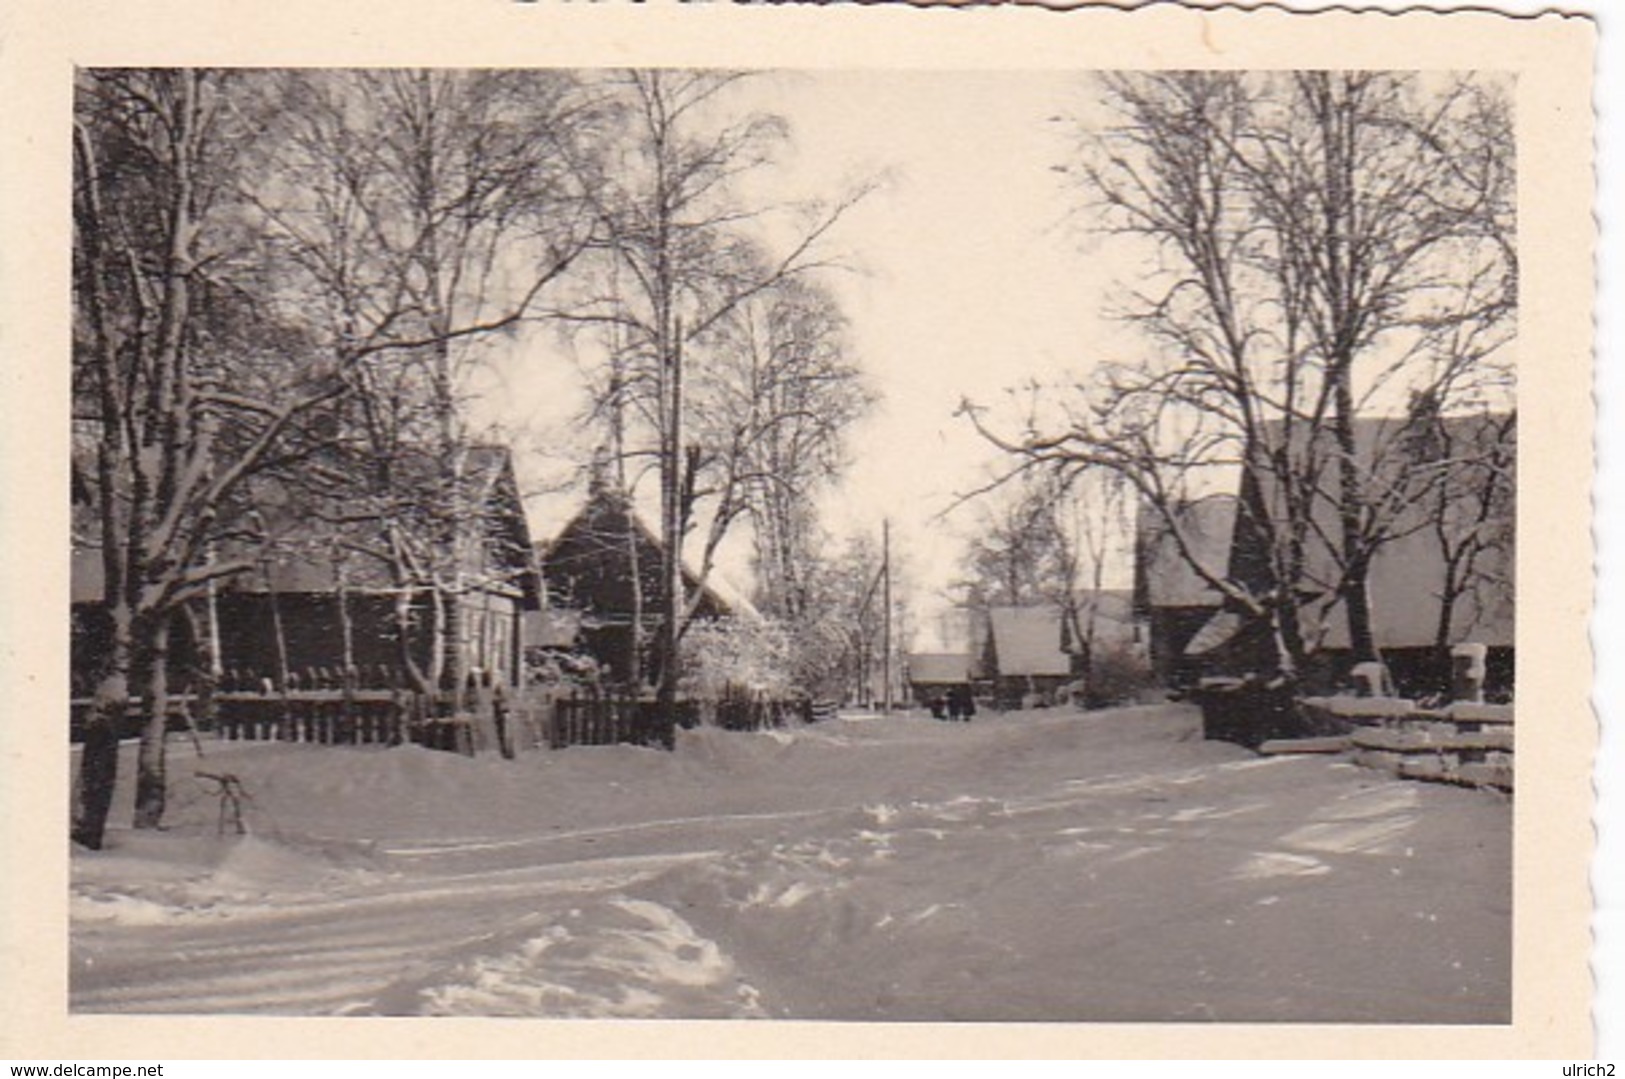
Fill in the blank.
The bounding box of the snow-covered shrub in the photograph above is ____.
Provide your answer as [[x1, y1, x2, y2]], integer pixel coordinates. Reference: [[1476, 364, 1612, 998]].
[[1079, 645, 1155, 709], [680, 617, 794, 701]]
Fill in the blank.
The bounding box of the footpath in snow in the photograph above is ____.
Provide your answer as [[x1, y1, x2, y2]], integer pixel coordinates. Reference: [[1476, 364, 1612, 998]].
[[70, 703, 1511, 1022]]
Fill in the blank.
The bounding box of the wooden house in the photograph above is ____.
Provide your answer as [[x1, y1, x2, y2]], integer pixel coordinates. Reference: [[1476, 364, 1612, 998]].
[[1133, 496, 1238, 689], [536, 483, 749, 688], [904, 652, 973, 708], [71, 444, 542, 696], [1139, 413, 1515, 697], [979, 606, 1074, 709]]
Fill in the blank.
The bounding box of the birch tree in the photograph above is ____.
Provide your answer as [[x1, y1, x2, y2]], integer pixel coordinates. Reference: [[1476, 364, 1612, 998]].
[[71, 69, 338, 846], [251, 70, 601, 697], [563, 70, 871, 716], [70, 68, 599, 848], [703, 278, 872, 627]]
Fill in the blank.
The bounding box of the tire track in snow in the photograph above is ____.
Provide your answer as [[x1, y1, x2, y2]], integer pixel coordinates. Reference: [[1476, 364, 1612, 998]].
[[382, 807, 836, 857], [72, 849, 723, 1014]]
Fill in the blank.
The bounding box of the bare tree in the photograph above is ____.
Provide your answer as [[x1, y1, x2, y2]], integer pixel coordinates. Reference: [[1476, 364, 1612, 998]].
[[251, 70, 601, 697], [561, 70, 872, 717], [1047, 470, 1132, 707], [1249, 73, 1515, 662], [951, 480, 1069, 612], [1401, 396, 1516, 691], [965, 70, 1514, 686], [69, 68, 599, 848], [950, 466, 1130, 705], [703, 278, 873, 628], [813, 532, 902, 706], [71, 69, 346, 846]]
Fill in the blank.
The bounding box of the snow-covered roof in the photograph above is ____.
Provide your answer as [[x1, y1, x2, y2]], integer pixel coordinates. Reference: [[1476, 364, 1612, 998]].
[[986, 606, 1072, 678], [539, 489, 760, 623], [71, 443, 542, 608], [1136, 496, 1236, 610], [691, 563, 759, 623], [905, 652, 972, 685]]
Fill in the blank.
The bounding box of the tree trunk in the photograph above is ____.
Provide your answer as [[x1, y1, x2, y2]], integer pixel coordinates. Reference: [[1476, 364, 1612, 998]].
[[336, 565, 356, 680], [395, 587, 433, 697], [73, 618, 132, 850], [609, 367, 646, 689], [443, 592, 466, 708], [263, 558, 294, 738], [1316, 71, 1381, 669], [1333, 370, 1380, 665], [1340, 544, 1379, 664], [187, 599, 219, 751], [1434, 551, 1465, 699], [1269, 593, 1307, 687], [133, 616, 172, 829], [336, 561, 357, 717], [626, 516, 645, 688], [654, 324, 683, 740]]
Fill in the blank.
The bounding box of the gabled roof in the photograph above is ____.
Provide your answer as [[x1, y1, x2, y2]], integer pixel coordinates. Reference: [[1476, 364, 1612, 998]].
[[539, 486, 758, 622], [1072, 589, 1139, 650], [71, 443, 543, 610], [1313, 526, 1513, 649], [1170, 412, 1516, 656], [905, 652, 972, 685], [1236, 413, 1515, 651], [986, 606, 1072, 678], [1135, 496, 1237, 611]]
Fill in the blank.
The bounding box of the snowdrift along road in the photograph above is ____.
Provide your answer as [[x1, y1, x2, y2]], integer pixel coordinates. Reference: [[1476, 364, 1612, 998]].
[[70, 704, 1511, 1022]]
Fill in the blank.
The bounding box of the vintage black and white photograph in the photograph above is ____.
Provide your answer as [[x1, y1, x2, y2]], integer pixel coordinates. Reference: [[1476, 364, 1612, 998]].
[[61, 61, 1528, 1023], [6, 3, 1595, 1057]]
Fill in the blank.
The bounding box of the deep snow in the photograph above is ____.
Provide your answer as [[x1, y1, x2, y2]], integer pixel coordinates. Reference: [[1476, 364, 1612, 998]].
[[70, 704, 1511, 1022]]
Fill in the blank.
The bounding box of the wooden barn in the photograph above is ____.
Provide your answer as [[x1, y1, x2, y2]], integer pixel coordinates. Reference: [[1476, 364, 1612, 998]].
[[537, 482, 749, 689]]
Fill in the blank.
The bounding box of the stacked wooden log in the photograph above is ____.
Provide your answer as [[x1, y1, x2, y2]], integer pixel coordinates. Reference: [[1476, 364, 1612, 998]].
[[1276, 697, 1514, 793], [1348, 703, 1514, 793]]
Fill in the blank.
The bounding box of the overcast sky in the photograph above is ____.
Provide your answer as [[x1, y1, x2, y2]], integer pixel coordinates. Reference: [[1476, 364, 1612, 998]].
[[475, 70, 1139, 651]]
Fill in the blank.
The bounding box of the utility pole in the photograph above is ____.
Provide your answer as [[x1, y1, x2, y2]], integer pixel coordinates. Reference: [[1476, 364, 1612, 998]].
[[881, 518, 892, 714]]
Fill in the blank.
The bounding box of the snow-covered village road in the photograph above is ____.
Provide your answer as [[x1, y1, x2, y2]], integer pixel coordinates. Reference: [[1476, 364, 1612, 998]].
[[71, 705, 1511, 1022]]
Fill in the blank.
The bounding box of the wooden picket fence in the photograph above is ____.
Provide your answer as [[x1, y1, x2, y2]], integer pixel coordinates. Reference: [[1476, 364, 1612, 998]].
[[72, 680, 837, 757], [213, 690, 406, 745], [546, 690, 691, 750], [713, 693, 804, 732]]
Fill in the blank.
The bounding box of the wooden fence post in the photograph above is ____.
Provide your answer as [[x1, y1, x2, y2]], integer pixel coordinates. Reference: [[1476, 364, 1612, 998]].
[[1451, 643, 1488, 703]]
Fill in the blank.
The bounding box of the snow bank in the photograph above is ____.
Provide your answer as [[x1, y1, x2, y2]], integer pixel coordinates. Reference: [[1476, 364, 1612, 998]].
[[72, 703, 1511, 1021]]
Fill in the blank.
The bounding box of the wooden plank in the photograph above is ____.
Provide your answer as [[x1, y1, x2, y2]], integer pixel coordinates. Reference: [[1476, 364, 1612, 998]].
[[1446, 702, 1515, 726], [1396, 757, 1449, 782], [1299, 695, 1417, 720], [1352, 727, 1514, 753], [1352, 748, 1404, 773], [1258, 736, 1351, 755]]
